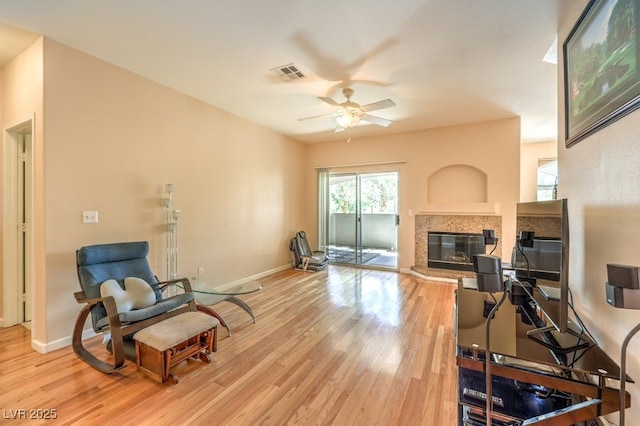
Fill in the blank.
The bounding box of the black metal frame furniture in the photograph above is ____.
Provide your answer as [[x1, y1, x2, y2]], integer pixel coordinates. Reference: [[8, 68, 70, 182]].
[[456, 278, 631, 424]]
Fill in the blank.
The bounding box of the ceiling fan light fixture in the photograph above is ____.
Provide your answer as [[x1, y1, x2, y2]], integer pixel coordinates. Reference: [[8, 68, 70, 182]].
[[299, 87, 395, 130], [336, 111, 360, 128]]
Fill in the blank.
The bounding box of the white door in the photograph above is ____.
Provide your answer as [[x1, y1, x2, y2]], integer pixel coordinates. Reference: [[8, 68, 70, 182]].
[[17, 131, 32, 323], [3, 119, 33, 327]]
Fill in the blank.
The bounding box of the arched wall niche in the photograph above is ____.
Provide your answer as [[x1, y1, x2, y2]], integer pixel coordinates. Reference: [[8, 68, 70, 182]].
[[427, 164, 487, 203]]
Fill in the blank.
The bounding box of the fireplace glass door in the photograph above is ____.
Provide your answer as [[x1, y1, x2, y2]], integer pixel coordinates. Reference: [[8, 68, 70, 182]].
[[427, 232, 485, 271], [324, 171, 398, 269]]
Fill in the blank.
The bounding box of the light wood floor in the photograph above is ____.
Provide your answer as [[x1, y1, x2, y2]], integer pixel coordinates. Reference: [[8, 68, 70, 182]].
[[0, 266, 458, 425]]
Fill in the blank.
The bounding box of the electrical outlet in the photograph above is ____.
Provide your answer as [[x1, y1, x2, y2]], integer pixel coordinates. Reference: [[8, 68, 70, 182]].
[[198, 266, 205, 276], [82, 211, 98, 224]]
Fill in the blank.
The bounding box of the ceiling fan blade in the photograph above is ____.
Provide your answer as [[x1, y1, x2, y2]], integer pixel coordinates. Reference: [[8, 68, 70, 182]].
[[318, 96, 340, 106], [298, 112, 339, 121], [361, 114, 392, 127], [360, 99, 396, 113]]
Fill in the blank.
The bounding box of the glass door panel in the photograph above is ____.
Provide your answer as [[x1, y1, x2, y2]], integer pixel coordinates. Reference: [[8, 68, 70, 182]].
[[326, 171, 398, 269], [358, 172, 398, 269], [328, 173, 358, 264]]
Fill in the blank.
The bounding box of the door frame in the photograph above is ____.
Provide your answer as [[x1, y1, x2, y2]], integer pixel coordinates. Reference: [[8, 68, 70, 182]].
[[323, 169, 399, 270], [3, 116, 35, 327]]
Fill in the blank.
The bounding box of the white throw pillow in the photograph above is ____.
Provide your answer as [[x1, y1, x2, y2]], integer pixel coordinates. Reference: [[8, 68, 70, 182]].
[[124, 277, 156, 309], [99, 277, 156, 313], [100, 279, 134, 313]]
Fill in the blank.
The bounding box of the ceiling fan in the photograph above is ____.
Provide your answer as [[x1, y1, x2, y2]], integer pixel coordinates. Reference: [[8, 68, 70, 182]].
[[299, 87, 396, 133]]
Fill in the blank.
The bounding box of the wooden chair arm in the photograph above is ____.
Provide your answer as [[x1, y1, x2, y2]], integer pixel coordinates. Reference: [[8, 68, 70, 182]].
[[74, 291, 109, 305], [157, 277, 194, 293], [73, 291, 123, 333], [72, 278, 196, 374], [157, 278, 197, 312], [72, 293, 125, 373]]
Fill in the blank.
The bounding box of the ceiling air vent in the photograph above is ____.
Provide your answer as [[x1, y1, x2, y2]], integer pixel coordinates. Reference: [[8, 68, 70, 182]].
[[271, 63, 305, 81]]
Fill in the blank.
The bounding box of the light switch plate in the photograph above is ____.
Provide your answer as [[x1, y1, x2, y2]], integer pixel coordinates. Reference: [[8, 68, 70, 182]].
[[82, 211, 98, 224]]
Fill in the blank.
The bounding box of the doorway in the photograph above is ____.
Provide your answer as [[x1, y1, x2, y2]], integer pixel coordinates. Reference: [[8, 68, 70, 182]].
[[323, 171, 398, 269], [3, 118, 34, 328]]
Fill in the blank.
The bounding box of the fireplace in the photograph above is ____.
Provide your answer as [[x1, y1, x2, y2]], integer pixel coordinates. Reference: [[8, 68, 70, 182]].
[[427, 232, 486, 271], [412, 213, 501, 279]]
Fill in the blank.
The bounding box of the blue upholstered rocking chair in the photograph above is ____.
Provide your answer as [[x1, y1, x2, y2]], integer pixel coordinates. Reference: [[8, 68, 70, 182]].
[[72, 241, 205, 373]]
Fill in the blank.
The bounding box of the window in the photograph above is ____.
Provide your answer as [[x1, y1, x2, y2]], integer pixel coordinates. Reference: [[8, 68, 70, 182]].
[[537, 158, 558, 201], [329, 172, 397, 214]]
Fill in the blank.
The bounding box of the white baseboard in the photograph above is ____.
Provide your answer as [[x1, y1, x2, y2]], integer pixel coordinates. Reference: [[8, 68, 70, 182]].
[[31, 328, 97, 354], [248, 264, 292, 280], [407, 269, 457, 284], [31, 338, 60, 354]]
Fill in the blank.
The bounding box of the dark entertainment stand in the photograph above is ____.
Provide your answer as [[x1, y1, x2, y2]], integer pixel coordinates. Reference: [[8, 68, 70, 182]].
[[456, 279, 632, 425]]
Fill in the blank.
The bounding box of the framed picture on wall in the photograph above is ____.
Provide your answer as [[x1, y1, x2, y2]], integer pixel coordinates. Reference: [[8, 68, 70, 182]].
[[564, 0, 640, 147]]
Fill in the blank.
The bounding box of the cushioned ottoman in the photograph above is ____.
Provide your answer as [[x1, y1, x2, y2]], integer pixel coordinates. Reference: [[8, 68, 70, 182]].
[[134, 311, 219, 383]]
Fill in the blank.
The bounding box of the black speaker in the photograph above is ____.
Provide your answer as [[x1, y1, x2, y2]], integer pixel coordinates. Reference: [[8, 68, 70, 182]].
[[606, 283, 640, 309], [482, 229, 498, 245], [507, 278, 528, 305], [473, 254, 504, 292], [607, 264, 640, 289], [474, 254, 502, 273], [606, 264, 640, 309]]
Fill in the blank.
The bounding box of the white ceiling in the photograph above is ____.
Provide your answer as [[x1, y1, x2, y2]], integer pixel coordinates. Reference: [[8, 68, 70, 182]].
[[0, 0, 574, 143]]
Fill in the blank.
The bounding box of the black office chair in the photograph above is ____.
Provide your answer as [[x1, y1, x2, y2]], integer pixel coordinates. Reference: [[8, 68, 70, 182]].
[[289, 231, 329, 271]]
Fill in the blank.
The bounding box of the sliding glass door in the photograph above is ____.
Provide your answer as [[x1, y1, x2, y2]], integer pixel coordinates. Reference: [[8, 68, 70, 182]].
[[327, 173, 359, 264], [358, 172, 399, 268], [321, 171, 398, 269]]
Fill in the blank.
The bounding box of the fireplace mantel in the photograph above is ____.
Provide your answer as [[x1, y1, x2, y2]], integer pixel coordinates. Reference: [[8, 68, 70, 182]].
[[417, 202, 500, 216]]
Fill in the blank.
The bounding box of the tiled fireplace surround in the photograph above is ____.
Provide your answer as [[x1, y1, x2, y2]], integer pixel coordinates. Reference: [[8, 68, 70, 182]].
[[412, 213, 502, 280]]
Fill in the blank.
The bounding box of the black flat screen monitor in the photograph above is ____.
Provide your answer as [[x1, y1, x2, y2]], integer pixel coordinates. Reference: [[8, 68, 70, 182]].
[[514, 199, 569, 333], [512, 237, 562, 282]]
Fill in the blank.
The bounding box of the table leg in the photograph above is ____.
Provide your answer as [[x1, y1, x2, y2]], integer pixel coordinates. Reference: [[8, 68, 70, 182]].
[[196, 305, 231, 337], [226, 296, 256, 323]]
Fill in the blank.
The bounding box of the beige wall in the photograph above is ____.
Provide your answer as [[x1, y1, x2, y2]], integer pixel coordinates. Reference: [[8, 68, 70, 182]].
[[0, 66, 3, 317], [0, 67, 3, 126], [520, 140, 556, 202], [559, 1, 640, 421], [3, 38, 308, 347], [305, 118, 521, 270], [1, 38, 44, 338], [8, 20, 635, 420]]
